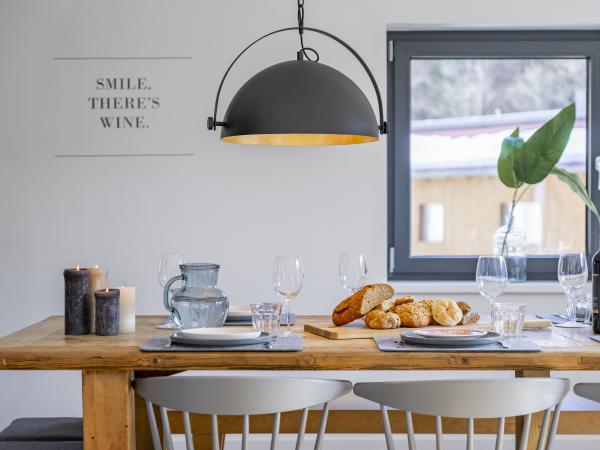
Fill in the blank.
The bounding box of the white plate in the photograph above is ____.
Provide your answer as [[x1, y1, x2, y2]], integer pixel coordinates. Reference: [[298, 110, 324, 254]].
[[227, 305, 252, 319], [414, 328, 489, 339], [179, 327, 261, 341]]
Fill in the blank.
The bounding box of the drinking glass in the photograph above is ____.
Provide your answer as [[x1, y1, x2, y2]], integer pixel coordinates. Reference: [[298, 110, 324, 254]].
[[157, 253, 185, 329], [569, 292, 592, 324], [492, 303, 525, 338], [273, 256, 304, 336], [558, 252, 588, 328], [339, 252, 367, 293], [476, 256, 508, 306], [250, 302, 282, 337]]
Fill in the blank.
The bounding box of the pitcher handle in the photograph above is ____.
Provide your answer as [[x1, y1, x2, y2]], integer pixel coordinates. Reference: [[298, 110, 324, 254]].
[[163, 274, 184, 312]]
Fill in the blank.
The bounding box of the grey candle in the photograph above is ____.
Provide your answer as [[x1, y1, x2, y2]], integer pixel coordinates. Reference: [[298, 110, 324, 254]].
[[95, 288, 120, 336], [64, 267, 89, 335]]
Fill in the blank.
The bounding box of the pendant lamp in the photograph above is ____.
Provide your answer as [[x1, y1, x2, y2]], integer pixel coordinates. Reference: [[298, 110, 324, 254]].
[[207, 0, 387, 146]]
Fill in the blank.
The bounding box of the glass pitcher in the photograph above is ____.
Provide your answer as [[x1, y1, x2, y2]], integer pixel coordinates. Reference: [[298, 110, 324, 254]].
[[163, 263, 229, 328]]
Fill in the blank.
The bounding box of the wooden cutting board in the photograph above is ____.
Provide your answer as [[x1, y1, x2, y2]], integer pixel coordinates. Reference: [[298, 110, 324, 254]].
[[304, 319, 551, 340], [304, 321, 484, 340], [304, 321, 408, 339]]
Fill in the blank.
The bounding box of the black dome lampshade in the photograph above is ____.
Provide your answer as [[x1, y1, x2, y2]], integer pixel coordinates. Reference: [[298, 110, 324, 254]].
[[207, 1, 387, 147], [220, 60, 379, 146]]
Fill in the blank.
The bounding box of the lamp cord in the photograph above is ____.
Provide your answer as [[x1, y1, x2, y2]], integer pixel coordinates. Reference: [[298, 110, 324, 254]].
[[297, 0, 319, 61]]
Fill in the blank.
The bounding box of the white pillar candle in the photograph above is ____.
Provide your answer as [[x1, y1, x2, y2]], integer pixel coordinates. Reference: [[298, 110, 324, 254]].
[[118, 286, 136, 333]]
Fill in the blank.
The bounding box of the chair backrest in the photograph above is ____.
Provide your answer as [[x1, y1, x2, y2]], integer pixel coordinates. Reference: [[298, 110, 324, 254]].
[[133, 376, 352, 450], [354, 378, 569, 450], [574, 383, 600, 403]]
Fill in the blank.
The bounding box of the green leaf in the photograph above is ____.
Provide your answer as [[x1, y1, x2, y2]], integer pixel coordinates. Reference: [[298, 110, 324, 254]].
[[514, 103, 576, 184], [497, 131, 524, 188], [551, 166, 600, 225]]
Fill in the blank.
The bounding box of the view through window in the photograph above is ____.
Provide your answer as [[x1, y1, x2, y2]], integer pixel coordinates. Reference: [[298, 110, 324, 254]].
[[410, 59, 587, 257]]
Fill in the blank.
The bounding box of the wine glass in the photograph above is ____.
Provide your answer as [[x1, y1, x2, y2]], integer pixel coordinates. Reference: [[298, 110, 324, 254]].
[[476, 256, 508, 307], [157, 253, 185, 329], [558, 252, 588, 328], [339, 252, 368, 293], [273, 256, 304, 336]]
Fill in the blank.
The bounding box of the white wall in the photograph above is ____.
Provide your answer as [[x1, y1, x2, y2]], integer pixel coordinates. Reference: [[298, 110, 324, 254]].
[[2, 0, 600, 431]]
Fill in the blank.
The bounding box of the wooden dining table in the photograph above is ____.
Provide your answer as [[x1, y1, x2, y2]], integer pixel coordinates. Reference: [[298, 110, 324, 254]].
[[1, 315, 600, 450]]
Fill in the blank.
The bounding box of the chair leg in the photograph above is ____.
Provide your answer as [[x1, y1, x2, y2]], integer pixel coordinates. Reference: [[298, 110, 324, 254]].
[[515, 370, 550, 450]]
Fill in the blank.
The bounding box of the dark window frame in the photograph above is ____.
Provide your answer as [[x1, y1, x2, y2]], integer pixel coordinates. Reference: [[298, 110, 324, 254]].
[[387, 30, 600, 281]]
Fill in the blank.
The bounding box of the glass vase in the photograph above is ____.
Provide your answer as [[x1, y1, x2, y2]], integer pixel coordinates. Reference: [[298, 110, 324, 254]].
[[493, 224, 527, 283]]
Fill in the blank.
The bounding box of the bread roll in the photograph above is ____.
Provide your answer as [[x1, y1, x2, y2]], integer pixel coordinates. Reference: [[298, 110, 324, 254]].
[[393, 302, 432, 328], [431, 300, 463, 326], [332, 284, 395, 326], [459, 313, 480, 325], [457, 301, 471, 315], [394, 296, 415, 306], [365, 309, 401, 329]]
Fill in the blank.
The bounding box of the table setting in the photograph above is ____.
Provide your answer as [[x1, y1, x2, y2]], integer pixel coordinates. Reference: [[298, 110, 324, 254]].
[[301, 252, 590, 354], [60, 249, 600, 355]]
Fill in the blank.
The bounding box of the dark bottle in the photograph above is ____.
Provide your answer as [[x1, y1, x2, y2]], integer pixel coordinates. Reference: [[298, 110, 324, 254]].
[[593, 248, 600, 334]]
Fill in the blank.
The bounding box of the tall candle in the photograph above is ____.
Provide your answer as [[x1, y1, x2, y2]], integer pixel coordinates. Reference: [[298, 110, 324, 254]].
[[95, 288, 119, 336], [64, 266, 89, 335], [88, 265, 108, 333], [119, 287, 136, 333]]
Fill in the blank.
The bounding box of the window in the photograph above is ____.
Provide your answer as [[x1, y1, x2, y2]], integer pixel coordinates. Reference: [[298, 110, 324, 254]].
[[388, 31, 600, 280]]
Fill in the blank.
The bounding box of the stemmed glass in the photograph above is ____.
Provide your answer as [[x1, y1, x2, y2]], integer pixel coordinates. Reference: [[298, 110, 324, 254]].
[[157, 253, 185, 329], [476, 256, 508, 308], [557, 252, 588, 328], [273, 256, 304, 336], [339, 252, 368, 293]]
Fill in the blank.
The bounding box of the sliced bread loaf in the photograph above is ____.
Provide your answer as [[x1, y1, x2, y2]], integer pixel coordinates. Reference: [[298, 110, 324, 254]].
[[332, 283, 395, 326]]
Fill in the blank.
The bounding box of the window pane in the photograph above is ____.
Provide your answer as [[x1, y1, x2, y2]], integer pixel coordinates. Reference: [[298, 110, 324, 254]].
[[410, 59, 587, 257]]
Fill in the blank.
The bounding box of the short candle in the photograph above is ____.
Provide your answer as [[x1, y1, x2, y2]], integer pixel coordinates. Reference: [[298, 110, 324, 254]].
[[94, 288, 120, 336]]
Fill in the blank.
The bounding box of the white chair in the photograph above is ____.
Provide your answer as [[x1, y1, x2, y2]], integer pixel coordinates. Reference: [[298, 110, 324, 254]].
[[574, 383, 600, 403], [133, 375, 352, 450], [354, 378, 569, 450]]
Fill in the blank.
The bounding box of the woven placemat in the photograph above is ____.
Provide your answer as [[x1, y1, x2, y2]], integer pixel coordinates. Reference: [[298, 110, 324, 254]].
[[375, 336, 541, 352], [140, 335, 303, 352]]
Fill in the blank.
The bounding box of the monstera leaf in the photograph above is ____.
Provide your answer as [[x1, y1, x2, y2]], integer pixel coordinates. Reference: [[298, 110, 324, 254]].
[[497, 128, 524, 188], [513, 103, 576, 184], [552, 167, 600, 224]]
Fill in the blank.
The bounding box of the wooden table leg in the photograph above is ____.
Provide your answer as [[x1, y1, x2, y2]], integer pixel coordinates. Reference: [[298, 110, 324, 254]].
[[82, 369, 135, 450], [515, 370, 551, 450]]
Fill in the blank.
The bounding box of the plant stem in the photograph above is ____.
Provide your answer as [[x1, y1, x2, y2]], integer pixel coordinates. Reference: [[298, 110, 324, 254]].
[[515, 184, 531, 203], [501, 184, 532, 256], [501, 187, 519, 256]]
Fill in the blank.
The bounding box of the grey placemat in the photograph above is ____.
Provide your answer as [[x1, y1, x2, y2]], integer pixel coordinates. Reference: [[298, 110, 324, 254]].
[[375, 336, 541, 352], [140, 335, 303, 352]]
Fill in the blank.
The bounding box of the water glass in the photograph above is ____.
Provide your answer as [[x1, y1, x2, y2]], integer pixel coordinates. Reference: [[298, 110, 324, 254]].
[[250, 302, 282, 337], [476, 256, 508, 306], [492, 303, 525, 338], [558, 252, 587, 327], [157, 253, 185, 329], [568, 292, 592, 324], [339, 252, 368, 293], [273, 256, 304, 336]]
